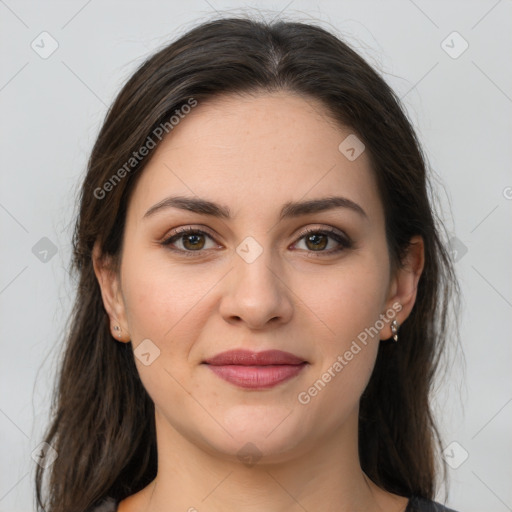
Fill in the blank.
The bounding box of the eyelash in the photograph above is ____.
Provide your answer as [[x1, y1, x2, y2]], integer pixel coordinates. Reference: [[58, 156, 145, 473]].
[[160, 226, 353, 258]]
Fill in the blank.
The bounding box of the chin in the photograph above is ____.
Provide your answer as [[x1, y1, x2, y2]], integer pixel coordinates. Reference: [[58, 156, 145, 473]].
[[196, 404, 310, 464]]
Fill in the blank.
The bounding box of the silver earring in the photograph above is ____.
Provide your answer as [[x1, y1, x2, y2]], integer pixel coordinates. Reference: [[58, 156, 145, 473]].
[[114, 325, 121, 338], [390, 320, 399, 342]]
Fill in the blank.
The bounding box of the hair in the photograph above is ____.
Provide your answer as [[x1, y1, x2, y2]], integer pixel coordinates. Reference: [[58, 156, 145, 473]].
[[36, 15, 459, 512]]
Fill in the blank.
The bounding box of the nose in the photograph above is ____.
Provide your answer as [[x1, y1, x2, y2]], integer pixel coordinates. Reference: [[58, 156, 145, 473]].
[[219, 244, 294, 330]]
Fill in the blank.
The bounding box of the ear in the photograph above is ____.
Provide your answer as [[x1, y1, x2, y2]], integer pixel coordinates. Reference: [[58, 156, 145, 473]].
[[380, 235, 425, 340], [92, 241, 130, 343]]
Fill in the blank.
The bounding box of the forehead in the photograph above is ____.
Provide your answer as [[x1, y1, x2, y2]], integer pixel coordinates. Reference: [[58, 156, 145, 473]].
[[127, 91, 383, 224]]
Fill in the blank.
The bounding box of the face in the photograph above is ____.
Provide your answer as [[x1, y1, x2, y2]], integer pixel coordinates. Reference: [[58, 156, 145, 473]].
[[95, 91, 421, 464]]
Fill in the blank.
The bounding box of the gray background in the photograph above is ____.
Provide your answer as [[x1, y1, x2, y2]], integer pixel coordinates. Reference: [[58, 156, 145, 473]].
[[1, 1, 511, 511]]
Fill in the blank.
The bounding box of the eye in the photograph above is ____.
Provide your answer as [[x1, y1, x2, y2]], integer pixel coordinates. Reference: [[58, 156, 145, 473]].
[[160, 227, 218, 256], [292, 227, 353, 256], [160, 225, 353, 257]]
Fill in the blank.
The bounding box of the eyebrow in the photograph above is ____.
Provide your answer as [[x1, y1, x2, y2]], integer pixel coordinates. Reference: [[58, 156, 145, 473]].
[[143, 195, 367, 221]]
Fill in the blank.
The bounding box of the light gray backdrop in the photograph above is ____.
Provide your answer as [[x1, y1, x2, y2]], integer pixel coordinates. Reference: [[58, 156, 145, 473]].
[[1, 1, 511, 511]]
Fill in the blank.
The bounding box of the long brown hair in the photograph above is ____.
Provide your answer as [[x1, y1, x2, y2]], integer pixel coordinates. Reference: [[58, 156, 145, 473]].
[[36, 16, 459, 511]]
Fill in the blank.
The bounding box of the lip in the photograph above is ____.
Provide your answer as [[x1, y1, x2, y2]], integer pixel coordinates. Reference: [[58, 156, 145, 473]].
[[202, 349, 308, 389], [203, 349, 306, 366]]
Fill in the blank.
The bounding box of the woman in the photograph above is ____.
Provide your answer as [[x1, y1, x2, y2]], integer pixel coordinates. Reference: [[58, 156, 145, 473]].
[[35, 16, 460, 512]]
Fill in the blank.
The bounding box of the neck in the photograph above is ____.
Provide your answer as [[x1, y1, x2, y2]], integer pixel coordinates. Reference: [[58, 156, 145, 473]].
[[119, 408, 408, 512]]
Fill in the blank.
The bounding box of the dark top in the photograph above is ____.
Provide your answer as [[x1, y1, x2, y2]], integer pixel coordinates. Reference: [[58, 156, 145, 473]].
[[89, 495, 459, 511]]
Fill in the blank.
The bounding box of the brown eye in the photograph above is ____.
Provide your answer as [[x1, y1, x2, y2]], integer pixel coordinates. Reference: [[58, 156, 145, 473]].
[[161, 227, 217, 255], [293, 227, 353, 256], [304, 232, 329, 251], [181, 232, 206, 250]]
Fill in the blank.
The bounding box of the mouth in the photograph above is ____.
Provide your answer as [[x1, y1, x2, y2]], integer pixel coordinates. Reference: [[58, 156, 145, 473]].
[[203, 363, 307, 389], [202, 349, 308, 389]]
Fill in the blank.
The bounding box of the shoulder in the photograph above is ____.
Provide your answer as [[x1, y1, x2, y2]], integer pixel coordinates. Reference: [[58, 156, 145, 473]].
[[407, 495, 460, 512], [88, 494, 461, 512], [87, 496, 118, 512]]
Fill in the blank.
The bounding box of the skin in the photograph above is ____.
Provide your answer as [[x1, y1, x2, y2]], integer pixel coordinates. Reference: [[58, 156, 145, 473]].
[[93, 91, 424, 512]]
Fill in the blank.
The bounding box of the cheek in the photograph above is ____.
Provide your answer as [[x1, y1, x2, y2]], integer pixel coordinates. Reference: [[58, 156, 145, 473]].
[[296, 274, 385, 426], [312, 259, 389, 341], [121, 247, 214, 343], [300, 254, 389, 394], [119, 253, 213, 407]]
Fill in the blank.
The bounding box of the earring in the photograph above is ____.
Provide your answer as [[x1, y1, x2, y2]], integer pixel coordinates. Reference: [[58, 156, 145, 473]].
[[390, 320, 399, 342], [113, 325, 121, 338]]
